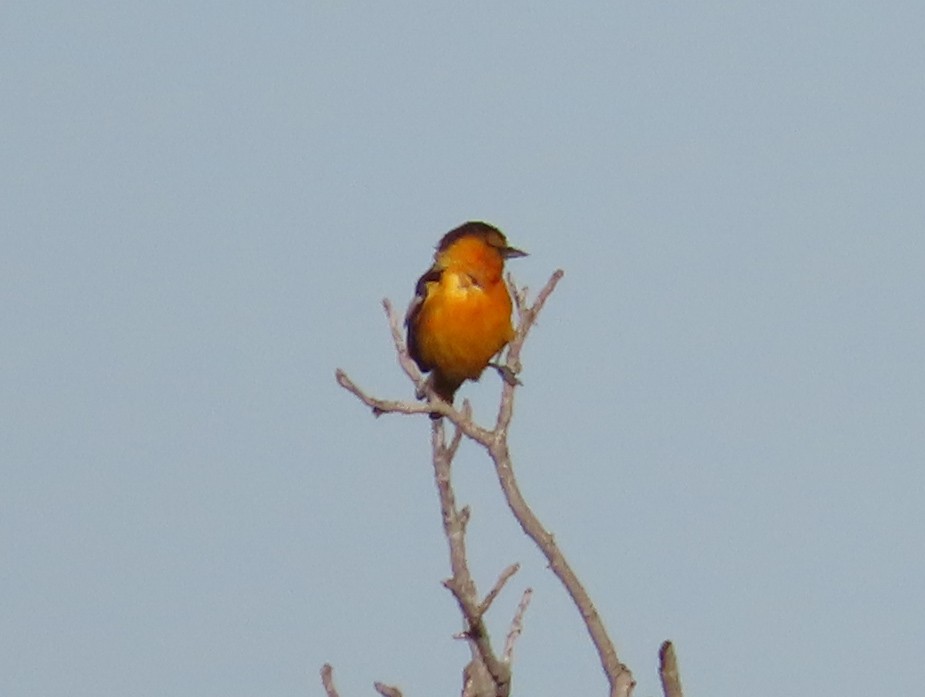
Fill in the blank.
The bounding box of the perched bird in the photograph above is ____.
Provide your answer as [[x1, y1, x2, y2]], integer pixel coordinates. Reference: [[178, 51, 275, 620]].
[[405, 221, 527, 410]]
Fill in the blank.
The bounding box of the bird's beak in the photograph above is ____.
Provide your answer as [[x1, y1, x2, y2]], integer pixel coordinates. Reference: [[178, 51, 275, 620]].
[[502, 246, 528, 259]]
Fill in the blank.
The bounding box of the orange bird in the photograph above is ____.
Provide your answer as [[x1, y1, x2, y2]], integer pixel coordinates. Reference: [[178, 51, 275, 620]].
[[405, 221, 527, 408]]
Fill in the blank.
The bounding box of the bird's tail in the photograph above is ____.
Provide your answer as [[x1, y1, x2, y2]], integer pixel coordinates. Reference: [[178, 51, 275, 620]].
[[419, 372, 461, 419]]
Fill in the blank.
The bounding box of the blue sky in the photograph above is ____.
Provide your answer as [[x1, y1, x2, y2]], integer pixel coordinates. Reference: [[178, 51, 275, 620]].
[[4, 2, 924, 696]]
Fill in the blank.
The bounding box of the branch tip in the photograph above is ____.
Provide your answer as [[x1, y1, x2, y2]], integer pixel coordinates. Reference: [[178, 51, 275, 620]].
[[480, 563, 521, 613], [502, 587, 534, 662], [320, 663, 340, 697], [373, 681, 404, 697], [658, 640, 684, 697]]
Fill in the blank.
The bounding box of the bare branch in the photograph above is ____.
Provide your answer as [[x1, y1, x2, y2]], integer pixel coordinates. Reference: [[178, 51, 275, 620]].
[[446, 401, 472, 460], [480, 563, 520, 614], [494, 270, 564, 435], [335, 369, 443, 417], [507, 273, 527, 317], [381, 298, 427, 389], [658, 641, 684, 697], [502, 588, 533, 662], [487, 434, 634, 696], [321, 664, 340, 697], [334, 268, 642, 697], [481, 273, 635, 697], [335, 368, 493, 448], [373, 682, 403, 697], [431, 421, 511, 697]]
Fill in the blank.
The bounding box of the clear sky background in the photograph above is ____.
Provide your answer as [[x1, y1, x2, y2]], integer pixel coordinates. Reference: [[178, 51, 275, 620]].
[[4, 2, 924, 696]]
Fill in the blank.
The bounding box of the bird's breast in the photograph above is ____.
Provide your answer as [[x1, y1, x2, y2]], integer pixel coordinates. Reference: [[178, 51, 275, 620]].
[[415, 273, 514, 381], [443, 270, 482, 298]]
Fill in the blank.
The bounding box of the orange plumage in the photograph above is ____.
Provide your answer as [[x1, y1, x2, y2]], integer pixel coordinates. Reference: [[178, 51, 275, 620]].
[[405, 222, 527, 408]]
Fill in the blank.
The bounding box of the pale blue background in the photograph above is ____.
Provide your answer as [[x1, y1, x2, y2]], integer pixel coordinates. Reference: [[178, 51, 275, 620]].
[[4, 2, 924, 696]]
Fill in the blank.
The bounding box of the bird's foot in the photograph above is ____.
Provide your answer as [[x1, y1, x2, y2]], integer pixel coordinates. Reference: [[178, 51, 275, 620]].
[[489, 362, 522, 387]]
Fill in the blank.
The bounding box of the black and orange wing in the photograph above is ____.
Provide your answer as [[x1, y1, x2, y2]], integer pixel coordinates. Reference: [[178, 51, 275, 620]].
[[404, 267, 441, 373]]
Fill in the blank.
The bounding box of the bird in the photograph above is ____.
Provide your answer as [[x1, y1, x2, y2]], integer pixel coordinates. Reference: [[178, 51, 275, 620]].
[[405, 221, 527, 412]]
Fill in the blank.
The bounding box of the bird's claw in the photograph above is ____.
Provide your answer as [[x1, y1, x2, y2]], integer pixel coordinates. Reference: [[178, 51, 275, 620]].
[[489, 362, 522, 387]]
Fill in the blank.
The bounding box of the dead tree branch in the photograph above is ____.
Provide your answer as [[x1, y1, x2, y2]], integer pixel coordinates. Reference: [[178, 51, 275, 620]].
[[480, 563, 521, 615], [658, 641, 684, 697], [331, 268, 680, 697], [373, 682, 403, 697], [502, 588, 533, 662], [431, 419, 511, 697], [321, 664, 340, 697]]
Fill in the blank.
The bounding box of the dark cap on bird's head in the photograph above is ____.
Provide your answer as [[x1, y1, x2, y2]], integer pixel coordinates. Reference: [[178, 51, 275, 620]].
[[437, 221, 527, 259]]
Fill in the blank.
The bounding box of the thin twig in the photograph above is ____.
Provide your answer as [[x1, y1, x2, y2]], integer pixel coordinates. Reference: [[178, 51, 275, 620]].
[[480, 563, 521, 614], [658, 641, 684, 697], [446, 401, 471, 461], [382, 298, 426, 390], [334, 368, 494, 447], [507, 273, 526, 317], [502, 588, 533, 662], [321, 664, 340, 697], [335, 369, 444, 417], [373, 682, 404, 697], [493, 270, 564, 436]]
